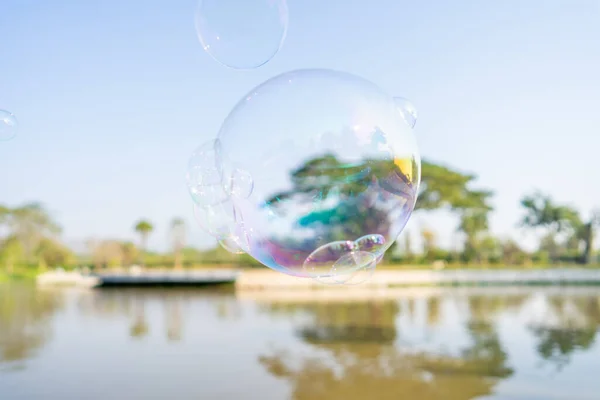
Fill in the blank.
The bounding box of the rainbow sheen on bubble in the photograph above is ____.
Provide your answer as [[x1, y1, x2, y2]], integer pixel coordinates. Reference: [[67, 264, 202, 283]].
[[194, 0, 289, 69], [0, 110, 18, 141], [393, 97, 418, 128], [186, 69, 420, 283], [330, 251, 377, 285]]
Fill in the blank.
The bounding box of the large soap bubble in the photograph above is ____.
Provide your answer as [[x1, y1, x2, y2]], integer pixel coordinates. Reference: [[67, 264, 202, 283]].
[[393, 97, 418, 128], [187, 69, 420, 283], [0, 110, 18, 141], [194, 0, 289, 70]]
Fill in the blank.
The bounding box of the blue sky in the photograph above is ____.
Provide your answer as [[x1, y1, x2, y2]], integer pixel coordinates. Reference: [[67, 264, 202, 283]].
[[1, 0, 599, 252]]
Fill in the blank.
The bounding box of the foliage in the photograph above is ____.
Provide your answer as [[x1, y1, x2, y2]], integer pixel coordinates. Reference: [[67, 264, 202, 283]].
[[417, 161, 493, 212]]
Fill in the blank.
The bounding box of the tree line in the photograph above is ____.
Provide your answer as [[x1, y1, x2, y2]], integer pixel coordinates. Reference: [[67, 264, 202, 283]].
[[0, 158, 598, 272]]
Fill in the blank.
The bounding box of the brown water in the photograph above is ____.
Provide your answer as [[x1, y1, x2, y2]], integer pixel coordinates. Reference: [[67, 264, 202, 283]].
[[1, 284, 599, 400]]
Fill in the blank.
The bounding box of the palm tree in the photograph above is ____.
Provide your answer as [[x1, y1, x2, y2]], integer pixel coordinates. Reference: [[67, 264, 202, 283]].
[[134, 220, 153, 267], [170, 218, 186, 270]]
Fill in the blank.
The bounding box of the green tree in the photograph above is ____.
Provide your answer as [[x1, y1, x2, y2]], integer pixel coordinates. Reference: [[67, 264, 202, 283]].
[[421, 227, 437, 262], [34, 237, 75, 269], [4, 203, 62, 261], [416, 161, 493, 212], [0, 236, 25, 273], [459, 210, 490, 263], [120, 241, 139, 267], [574, 209, 599, 264], [170, 218, 186, 270], [265, 154, 493, 264], [500, 239, 528, 265], [417, 161, 494, 263], [520, 192, 595, 264], [134, 220, 153, 267]]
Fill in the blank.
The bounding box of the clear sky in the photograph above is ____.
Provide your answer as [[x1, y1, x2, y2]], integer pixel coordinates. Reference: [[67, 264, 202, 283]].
[[1, 0, 599, 253]]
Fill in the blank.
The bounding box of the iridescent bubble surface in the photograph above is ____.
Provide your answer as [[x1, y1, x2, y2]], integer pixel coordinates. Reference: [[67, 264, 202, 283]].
[[194, 0, 289, 69], [210, 69, 421, 280], [186, 139, 226, 207], [330, 251, 377, 285], [0, 110, 18, 141], [393, 97, 418, 128]]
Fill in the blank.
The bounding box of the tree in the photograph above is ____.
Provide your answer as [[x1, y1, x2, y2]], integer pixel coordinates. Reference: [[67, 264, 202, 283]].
[[0, 236, 25, 273], [575, 209, 600, 264], [34, 238, 75, 269], [459, 210, 490, 263], [520, 192, 595, 264], [421, 227, 437, 262], [263, 153, 493, 265], [417, 161, 494, 262], [500, 239, 528, 265], [134, 220, 153, 267], [120, 241, 139, 267], [520, 192, 580, 234], [416, 161, 493, 212], [170, 218, 186, 270], [89, 240, 124, 269], [4, 203, 62, 260]]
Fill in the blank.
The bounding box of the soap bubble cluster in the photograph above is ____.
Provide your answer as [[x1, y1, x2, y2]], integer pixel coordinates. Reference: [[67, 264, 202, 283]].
[[195, 0, 289, 69], [187, 69, 420, 284], [0, 110, 18, 141]]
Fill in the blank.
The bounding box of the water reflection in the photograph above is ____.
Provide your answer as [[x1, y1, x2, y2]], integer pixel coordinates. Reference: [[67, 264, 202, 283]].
[[1, 285, 600, 399], [73, 287, 239, 340], [528, 295, 600, 370], [258, 297, 515, 400], [0, 284, 63, 369]]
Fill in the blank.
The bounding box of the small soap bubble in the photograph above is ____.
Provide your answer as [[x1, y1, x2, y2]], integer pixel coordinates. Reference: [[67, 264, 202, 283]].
[[303, 240, 356, 280], [225, 168, 254, 199], [393, 97, 418, 128], [0, 110, 18, 141], [331, 251, 376, 285], [186, 140, 230, 207], [219, 236, 245, 254], [193, 201, 238, 239], [355, 234, 386, 262], [194, 0, 289, 69]]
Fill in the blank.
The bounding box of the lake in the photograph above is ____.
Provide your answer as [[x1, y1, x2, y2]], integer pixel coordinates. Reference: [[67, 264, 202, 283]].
[[1, 283, 599, 399]]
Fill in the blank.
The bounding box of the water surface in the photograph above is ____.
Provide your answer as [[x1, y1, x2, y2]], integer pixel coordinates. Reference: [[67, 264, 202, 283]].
[[1, 284, 599, 399]]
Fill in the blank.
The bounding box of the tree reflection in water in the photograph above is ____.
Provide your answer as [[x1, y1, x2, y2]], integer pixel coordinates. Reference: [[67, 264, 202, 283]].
[[258, 297, 515, 400], [0, 284, 63, 368], [74, 288, 241, 341], [528, 295, 600, 370], [258, 292, 600, 399]]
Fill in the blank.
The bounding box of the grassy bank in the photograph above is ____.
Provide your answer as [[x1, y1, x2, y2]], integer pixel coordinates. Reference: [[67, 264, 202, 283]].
[[0, 269, 40, 283]]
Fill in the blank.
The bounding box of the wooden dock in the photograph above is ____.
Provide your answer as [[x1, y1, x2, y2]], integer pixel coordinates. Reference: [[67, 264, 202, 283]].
[[96, 270, 239, 287], [37, 269, 240, 288]]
